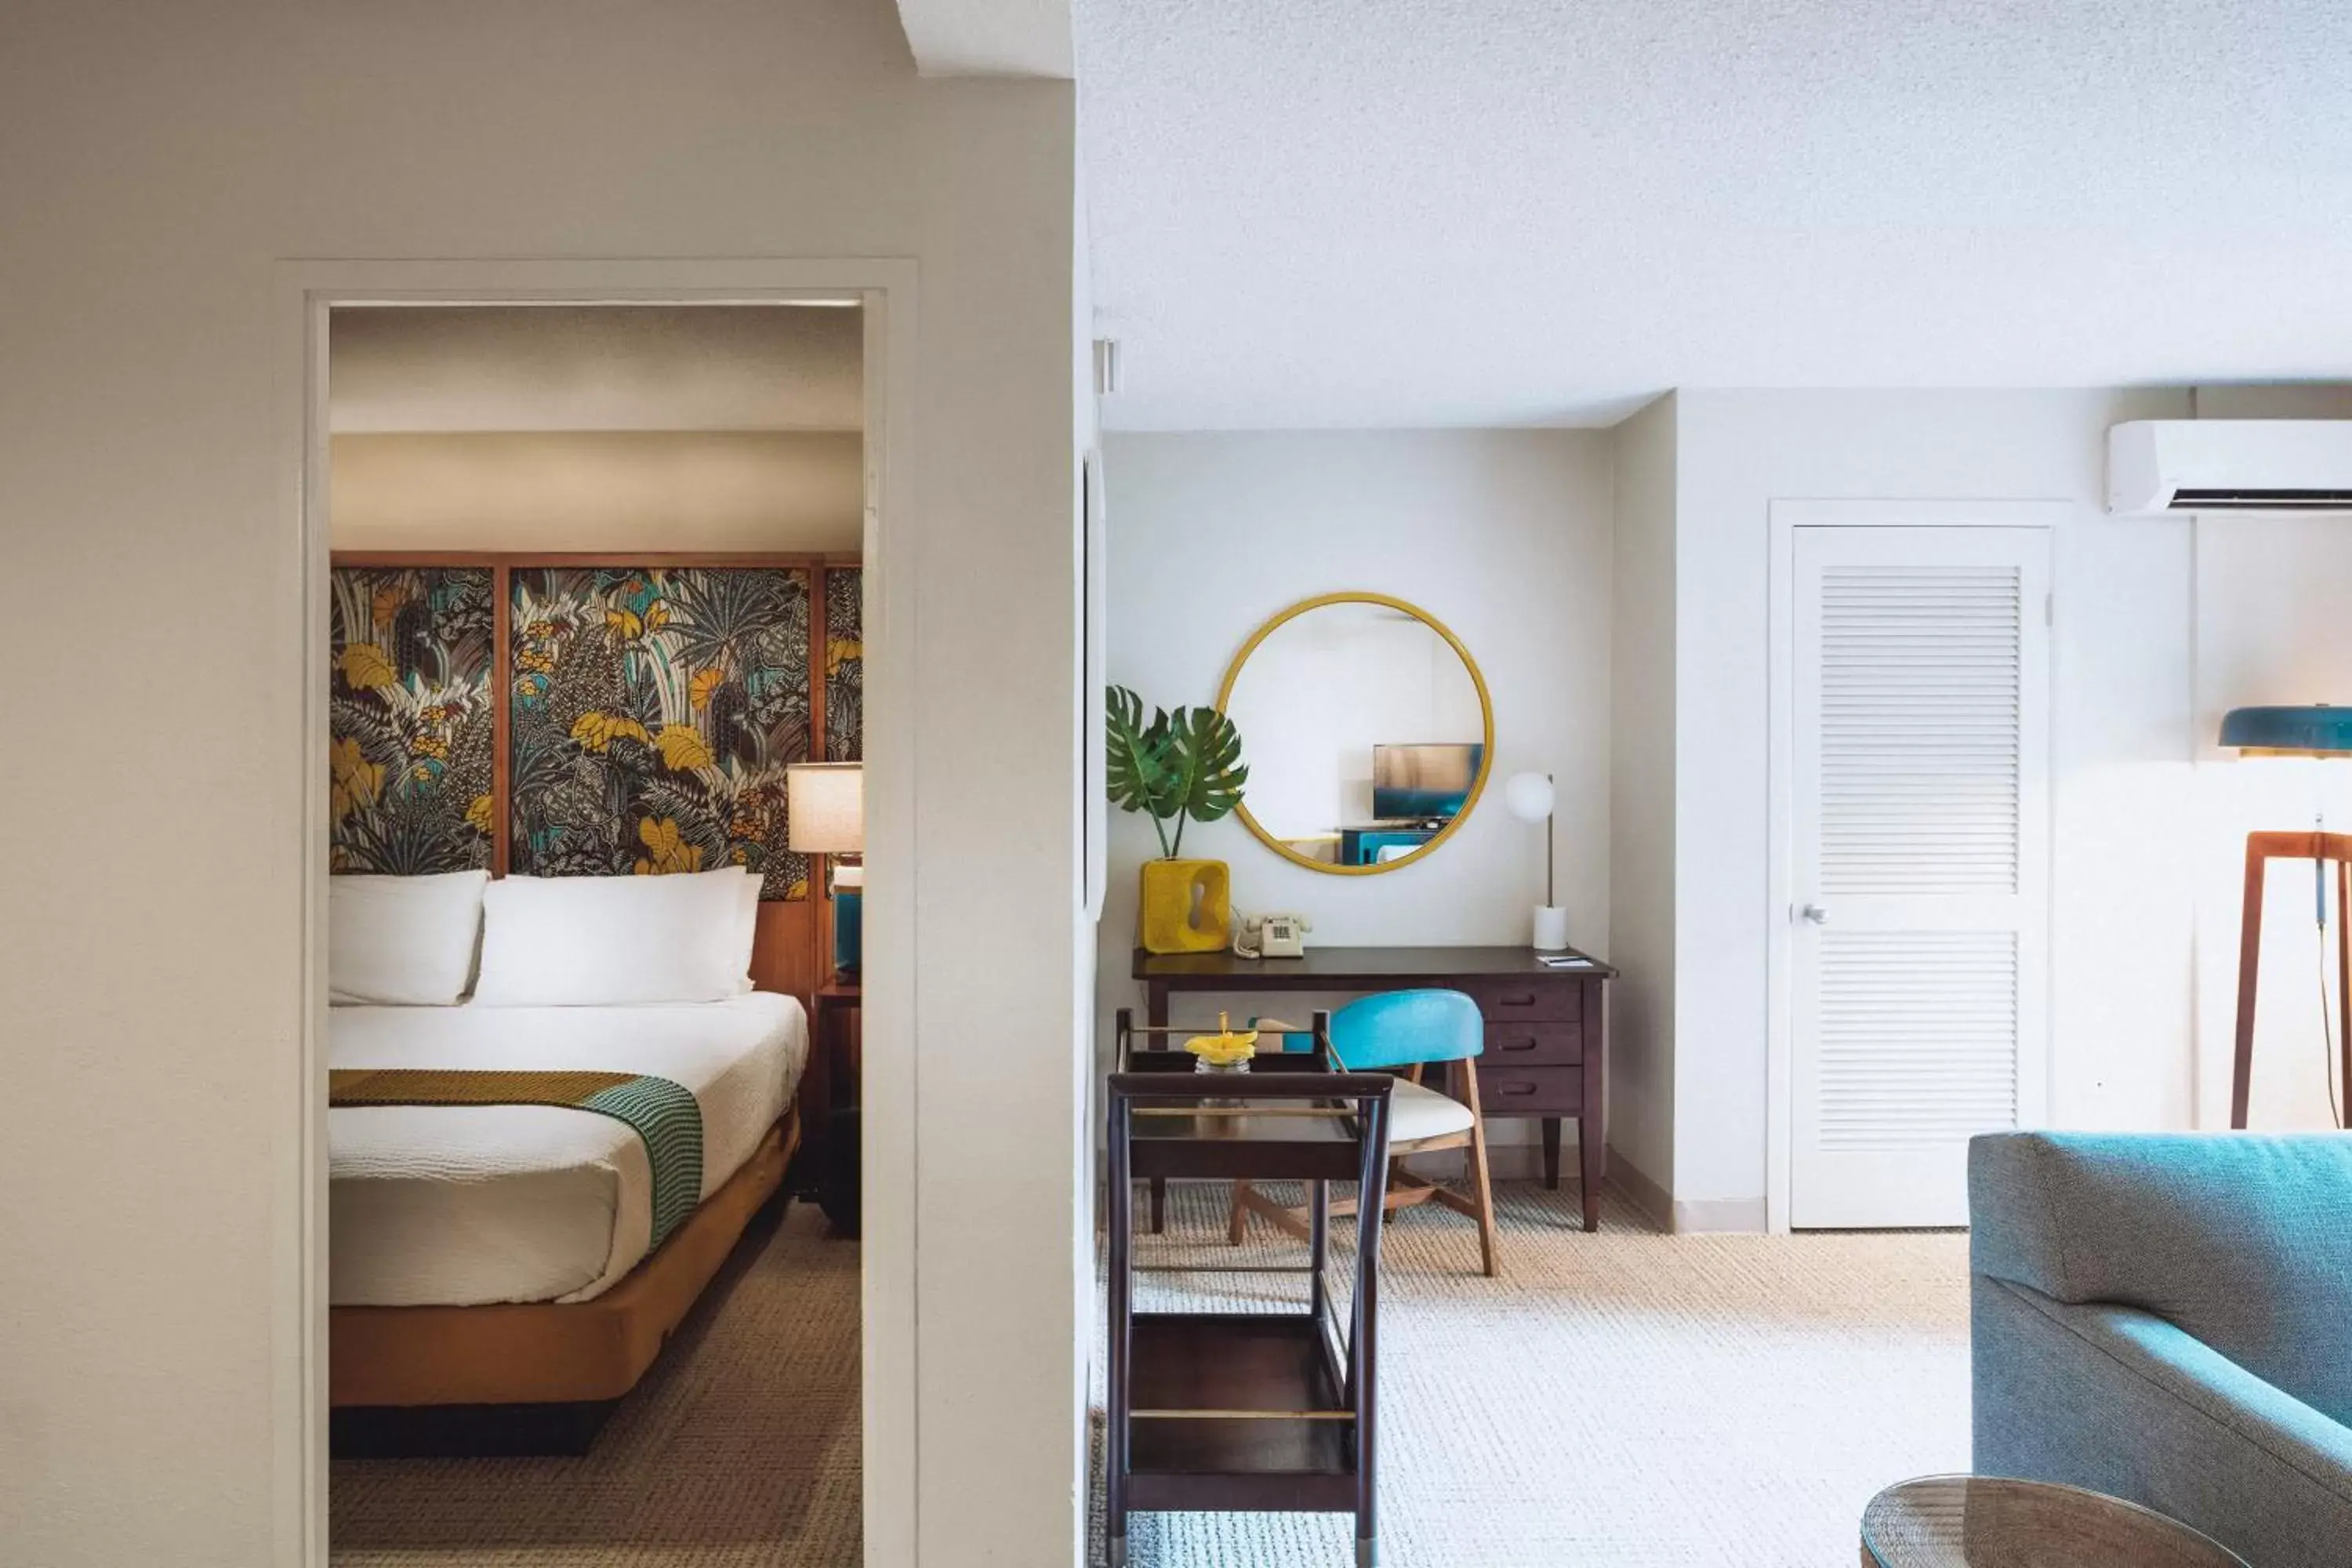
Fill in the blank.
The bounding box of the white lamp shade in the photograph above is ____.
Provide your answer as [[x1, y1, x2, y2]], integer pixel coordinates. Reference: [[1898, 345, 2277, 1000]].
[[786, 762, 863, 853], [1504, 771, 1555, 823]]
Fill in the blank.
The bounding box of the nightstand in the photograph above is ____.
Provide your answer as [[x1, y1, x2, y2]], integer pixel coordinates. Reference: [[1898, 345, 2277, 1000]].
[[809, 978, 861, 1235]]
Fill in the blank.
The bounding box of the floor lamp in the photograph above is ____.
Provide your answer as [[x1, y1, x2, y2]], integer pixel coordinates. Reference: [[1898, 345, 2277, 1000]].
[[2223, 705, 2352, 1130]]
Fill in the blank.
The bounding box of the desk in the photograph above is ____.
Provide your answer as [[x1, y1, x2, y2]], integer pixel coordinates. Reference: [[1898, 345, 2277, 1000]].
[[1133, 945, 1616, 1231]]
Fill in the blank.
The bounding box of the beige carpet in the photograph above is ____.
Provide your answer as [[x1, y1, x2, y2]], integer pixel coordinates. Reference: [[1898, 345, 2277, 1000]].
[[1094, 1179, 1971, 1568], [330, 1178, 1968, 1568], [330, 1200, 862, 1568]]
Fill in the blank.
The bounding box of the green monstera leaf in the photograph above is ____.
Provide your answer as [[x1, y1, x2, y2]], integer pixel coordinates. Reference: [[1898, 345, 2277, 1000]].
[[1162, 706, 1247, 857], [1106, 684, 1179, 857], [1104, 686, 1249, 859]]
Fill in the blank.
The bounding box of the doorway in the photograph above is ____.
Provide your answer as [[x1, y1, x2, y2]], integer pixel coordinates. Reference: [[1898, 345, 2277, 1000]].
[[1773, 511, 2054, 1229], [286, 269, 914, 1567]]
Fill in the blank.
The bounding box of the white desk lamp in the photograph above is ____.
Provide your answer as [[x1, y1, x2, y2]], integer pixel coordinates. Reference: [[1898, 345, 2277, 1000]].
[[1504, 771, 1570, 951]]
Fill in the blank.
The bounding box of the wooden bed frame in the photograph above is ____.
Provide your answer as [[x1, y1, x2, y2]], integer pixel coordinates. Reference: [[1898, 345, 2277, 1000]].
[[330, 1105, 800, 1452]]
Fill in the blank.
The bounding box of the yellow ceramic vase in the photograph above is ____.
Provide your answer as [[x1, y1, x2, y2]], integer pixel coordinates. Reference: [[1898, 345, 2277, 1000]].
[[1138, 858, 1231, 954]]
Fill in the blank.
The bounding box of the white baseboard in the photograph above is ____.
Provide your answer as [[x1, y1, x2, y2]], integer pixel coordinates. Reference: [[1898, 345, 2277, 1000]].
[[1670, 1196, 1769, 1234], [1604, 1146, 1671, 1229], [1588, 1147, 1767, 1234]]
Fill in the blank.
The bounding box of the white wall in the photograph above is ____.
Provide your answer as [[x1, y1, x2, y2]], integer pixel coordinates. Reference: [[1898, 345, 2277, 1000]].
[[1606, 394, 1679, 1210], [1670, 390, 2200, 1226], [1096, 430, 1613, 1156], [329, 431, 866, 552], [0, 5, 1080, 1566], [1095, 390, 2352, 1232], [2188, 384, 2352, 1132], [328, 303, 866, 434], [1068, 170, 1102, 1502]]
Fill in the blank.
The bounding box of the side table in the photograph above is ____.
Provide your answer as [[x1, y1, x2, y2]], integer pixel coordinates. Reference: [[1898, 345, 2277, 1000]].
[[1860, 1475, 2247, 1567], [809, 978, 861, 1235]]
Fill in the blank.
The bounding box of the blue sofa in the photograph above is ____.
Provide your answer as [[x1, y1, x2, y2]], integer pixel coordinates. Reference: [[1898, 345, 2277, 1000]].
[[1969, 1132, 2352, 1566]]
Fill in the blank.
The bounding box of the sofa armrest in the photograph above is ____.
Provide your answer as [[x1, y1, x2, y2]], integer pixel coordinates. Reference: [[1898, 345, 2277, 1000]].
[[1969, 1131, 2352, 1424], [1976, 1275, 2352, 1568]]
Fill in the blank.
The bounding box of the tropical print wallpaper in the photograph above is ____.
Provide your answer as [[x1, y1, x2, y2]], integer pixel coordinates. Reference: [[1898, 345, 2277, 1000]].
[[825, 566, 863, 762], [328, 567, 497, 874], [510, 566, 815, 900]]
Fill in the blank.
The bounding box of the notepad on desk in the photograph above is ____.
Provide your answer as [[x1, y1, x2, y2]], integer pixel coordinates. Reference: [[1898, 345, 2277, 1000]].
[[1535, 953, 1595, 969]]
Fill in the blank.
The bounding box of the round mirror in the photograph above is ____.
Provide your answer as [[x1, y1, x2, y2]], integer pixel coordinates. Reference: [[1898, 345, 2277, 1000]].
[[1218, 592, 1493, 874]]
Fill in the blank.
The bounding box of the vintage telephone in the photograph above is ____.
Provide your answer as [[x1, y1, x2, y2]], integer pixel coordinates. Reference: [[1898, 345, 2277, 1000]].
[[1233, 912, 1312, 960]]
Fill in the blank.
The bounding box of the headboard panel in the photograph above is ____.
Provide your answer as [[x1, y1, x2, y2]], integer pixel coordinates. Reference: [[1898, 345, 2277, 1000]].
[[751, 900, 822, 1001], [331, 553, 860, 1008]]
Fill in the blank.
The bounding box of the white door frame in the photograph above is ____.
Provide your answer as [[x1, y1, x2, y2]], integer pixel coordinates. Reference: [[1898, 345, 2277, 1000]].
[[1765, 498, 2068, 1233], [273, 259, 918, 1568]]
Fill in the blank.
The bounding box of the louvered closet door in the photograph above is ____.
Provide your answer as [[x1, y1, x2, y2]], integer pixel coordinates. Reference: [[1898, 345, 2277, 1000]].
[[1791, 526, 2049, 1229]]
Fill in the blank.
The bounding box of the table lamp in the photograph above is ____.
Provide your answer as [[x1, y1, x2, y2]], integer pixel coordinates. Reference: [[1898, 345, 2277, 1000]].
[[2220, 705, 2352, 1130], [1504, 771, 1570, 951], [787, 761, 863, 979]]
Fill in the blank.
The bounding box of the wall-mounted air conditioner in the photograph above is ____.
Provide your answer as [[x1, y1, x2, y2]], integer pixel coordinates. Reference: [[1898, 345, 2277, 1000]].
[[2108, 420, 2352, 515]]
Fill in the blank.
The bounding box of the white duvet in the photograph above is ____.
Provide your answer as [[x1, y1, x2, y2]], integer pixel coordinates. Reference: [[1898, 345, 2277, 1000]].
[[328, 993, 807, 1308]]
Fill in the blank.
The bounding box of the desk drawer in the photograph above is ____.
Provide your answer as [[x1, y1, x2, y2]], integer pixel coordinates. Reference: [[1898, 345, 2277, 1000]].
[[1466, 979, 1581, 1025], [1481, 1021, 1581, 1067], [1475, 1065, 1581, 1116]]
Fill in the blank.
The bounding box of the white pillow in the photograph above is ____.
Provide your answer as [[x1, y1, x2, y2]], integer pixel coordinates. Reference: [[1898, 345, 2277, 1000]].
[[735, 869, 763, 984], [471, 867, 757, 1006], [329, 870, 491, 1007]]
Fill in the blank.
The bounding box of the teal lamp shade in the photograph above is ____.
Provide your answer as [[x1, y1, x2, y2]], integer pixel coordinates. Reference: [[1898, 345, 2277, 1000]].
[[2219, 705, 2352, 756]]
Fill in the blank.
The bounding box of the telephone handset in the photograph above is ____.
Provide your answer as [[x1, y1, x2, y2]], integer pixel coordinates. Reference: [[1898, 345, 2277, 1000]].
[[1233, 912, 1312, 960]]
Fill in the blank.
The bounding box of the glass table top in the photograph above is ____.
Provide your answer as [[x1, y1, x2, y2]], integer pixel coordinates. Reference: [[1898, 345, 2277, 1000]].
[[1860, 1476, 2248, 1567]]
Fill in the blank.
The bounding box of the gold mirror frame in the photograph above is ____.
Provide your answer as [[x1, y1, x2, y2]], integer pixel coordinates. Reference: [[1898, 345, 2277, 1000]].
[[1216, 591, 1495, 877]]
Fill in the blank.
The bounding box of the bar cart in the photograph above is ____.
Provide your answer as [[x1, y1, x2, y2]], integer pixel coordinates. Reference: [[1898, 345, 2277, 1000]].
[[1105, 1009, 1394, 1567]]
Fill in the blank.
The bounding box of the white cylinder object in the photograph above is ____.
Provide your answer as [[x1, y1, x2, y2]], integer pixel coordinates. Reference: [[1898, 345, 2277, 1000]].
[[1531, 905, 1570, 952]]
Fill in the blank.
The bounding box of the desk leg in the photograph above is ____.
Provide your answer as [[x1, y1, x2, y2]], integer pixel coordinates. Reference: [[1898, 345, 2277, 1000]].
[[1541, 1118, 1560, 1190], [1579, 1041, 1604, 1233], [1147, 980, 1168, 1234]]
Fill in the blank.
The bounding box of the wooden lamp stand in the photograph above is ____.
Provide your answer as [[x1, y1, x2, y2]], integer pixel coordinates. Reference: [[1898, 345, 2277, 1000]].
[[2230, 829, 2352, 1129]]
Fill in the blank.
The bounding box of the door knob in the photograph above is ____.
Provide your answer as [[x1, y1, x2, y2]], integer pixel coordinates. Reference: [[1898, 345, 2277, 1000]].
[[1799, 903, 1829, 925]]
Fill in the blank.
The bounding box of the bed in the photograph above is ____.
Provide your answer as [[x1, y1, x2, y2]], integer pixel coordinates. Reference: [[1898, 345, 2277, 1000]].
[[325, 867, 812, 1446]]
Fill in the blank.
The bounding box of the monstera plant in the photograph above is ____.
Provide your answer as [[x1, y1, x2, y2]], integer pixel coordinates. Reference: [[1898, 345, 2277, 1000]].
[[1108, 686, 1248, 954], [1106, 686, 1247, 857]]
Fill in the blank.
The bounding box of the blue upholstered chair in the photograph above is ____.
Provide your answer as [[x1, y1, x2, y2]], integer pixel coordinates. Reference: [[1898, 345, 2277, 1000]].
[[1229, 989, 1498, 1276], [1969, 1131, 2352, 1566]]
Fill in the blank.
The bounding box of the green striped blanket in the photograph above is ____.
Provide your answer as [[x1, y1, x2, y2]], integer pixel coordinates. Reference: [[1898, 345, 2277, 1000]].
[[329, 1068, 706, 1248]]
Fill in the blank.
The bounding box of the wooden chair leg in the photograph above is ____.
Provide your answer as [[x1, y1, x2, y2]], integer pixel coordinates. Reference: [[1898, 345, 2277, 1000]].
[[1392, 1063, 1424, 1220], [1461, 1060, 1498, 1277], [1227, 1179, 1252, 1244]]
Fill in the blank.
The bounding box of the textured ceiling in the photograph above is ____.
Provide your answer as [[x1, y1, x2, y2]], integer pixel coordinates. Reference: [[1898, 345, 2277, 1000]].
[[1076, 0, 2352, 429], [330, 306, 862, 434]]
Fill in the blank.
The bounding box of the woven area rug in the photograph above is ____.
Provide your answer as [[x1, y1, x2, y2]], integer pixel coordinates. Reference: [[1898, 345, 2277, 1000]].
[[330, 1200, 861, 1568], [1094, 1178, 1969, 1568]]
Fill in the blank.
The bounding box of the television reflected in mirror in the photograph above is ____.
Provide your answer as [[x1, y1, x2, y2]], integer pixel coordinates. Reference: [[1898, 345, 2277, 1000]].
[[1371, 742, 1485, 823]]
